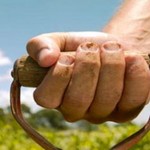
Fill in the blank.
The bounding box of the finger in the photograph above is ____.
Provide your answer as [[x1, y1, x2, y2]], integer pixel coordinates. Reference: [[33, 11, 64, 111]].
[[86, 41, 125, 123], [110, 54, 150, 122], [60, 42, 100, 122], [26, 32, 118, 67], [60, 32, 118, 51], [26, 35, 62, 67], [33, 53, 75, 108]]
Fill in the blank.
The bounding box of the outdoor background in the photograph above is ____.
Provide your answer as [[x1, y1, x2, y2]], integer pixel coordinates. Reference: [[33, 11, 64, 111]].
[[0, 0, 150, 149]]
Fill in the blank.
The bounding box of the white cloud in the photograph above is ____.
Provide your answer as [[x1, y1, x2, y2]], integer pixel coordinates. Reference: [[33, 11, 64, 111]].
[[21, 88, 43, 112], [0, 90, 10, 107], [0, 69, 12, 82], [0, 50, 12, 66], [0, 88, 42, 112]]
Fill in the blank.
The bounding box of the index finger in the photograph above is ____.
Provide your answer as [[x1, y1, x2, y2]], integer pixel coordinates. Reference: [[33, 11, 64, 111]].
[[26, 32, 118, 67]]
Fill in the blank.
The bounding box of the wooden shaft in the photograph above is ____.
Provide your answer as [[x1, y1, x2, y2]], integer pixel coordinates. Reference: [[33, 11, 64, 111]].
[[12, 52, 150, 87], [12, 55, 49, 87]]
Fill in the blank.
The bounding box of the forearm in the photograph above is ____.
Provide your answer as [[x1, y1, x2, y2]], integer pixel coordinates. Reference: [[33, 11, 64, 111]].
[[103, 0, 150, 44]]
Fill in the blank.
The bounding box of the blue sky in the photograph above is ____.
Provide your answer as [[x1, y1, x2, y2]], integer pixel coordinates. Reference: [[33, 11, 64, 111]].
[[0, 0, 120, 88], [0, 0, 121, 59], [0, 0, 149, 124]]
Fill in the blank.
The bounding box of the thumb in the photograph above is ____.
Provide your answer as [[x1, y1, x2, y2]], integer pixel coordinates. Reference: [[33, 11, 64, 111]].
[[26, 36, 60, 67]]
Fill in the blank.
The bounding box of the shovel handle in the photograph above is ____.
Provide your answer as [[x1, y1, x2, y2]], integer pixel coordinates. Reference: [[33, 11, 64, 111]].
[[12, 51, 150, 87]]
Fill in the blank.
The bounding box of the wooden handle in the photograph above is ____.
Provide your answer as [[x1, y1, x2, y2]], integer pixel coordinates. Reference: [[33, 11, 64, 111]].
[[12, 55, 49, 87], [12, 52, 150, 87]]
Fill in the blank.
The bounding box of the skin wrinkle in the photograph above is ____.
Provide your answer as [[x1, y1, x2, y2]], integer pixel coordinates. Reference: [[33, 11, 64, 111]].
[[85, 44, 125, 121], [26, 0, 150, 124], [101, 0, 150, 122], [34, 54, 75, 109], [50, 33, 67, 52], [117, 56, 150, 114], [26, 31, 150, 122], [60, 43, 100, 122], [103, 0, 150, 44]]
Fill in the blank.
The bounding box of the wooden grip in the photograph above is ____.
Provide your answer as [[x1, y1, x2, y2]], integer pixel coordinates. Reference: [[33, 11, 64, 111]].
[[12, 55, 49, 87], [12, 52, 150, 87]]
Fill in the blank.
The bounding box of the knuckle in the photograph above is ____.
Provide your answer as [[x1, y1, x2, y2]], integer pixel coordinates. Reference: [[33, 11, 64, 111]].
[[33, 90, 42, 105], [33, 89, 47, 108], [85, 114, 106, 124], [101, 53, 125, 68], [126, 55, 149, 78], [34, 90, 61, 109], [104, 61, 125, 69], [86, 118, 105, 124], [63, 115, 79, 123], [26, 36, 46, 53], [26, 37, 39, 51]]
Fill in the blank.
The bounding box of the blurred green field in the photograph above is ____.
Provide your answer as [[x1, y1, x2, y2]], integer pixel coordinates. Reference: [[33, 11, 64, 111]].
[[0, 105, 150, 150]]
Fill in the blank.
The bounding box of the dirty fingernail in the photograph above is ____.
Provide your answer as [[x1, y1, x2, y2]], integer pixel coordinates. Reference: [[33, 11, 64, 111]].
[[102, 41, 122, 51], [37, 48, 60, 67], [79, 42, 99, 51], [58, 54, 75, 66]]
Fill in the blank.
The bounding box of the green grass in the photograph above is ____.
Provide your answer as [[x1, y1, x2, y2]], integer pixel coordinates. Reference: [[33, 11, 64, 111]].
[[0, 122, 149, 150]]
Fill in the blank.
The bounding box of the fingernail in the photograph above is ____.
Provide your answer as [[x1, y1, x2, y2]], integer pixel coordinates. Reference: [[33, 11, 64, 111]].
[[58, 54, 75, 66], [102, 41, 121, 51], [37, 48, 57, 67], [37, 48, 50, 60], [79, 42, 99, 51]]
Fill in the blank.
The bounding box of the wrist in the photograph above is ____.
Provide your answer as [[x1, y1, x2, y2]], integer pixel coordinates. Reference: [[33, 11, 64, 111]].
[[103, 0, 150, 47]]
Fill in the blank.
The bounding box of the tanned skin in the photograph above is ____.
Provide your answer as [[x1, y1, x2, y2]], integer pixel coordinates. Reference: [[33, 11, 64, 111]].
[[26, 0, 150, 123]]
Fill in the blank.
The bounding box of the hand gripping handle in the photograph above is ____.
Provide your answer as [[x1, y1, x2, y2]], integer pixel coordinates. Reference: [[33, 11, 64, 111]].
[[10, 49, 150, 150]]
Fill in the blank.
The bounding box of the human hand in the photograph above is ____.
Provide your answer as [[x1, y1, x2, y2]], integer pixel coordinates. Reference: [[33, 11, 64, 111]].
[[26, 32, 150, 123]]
